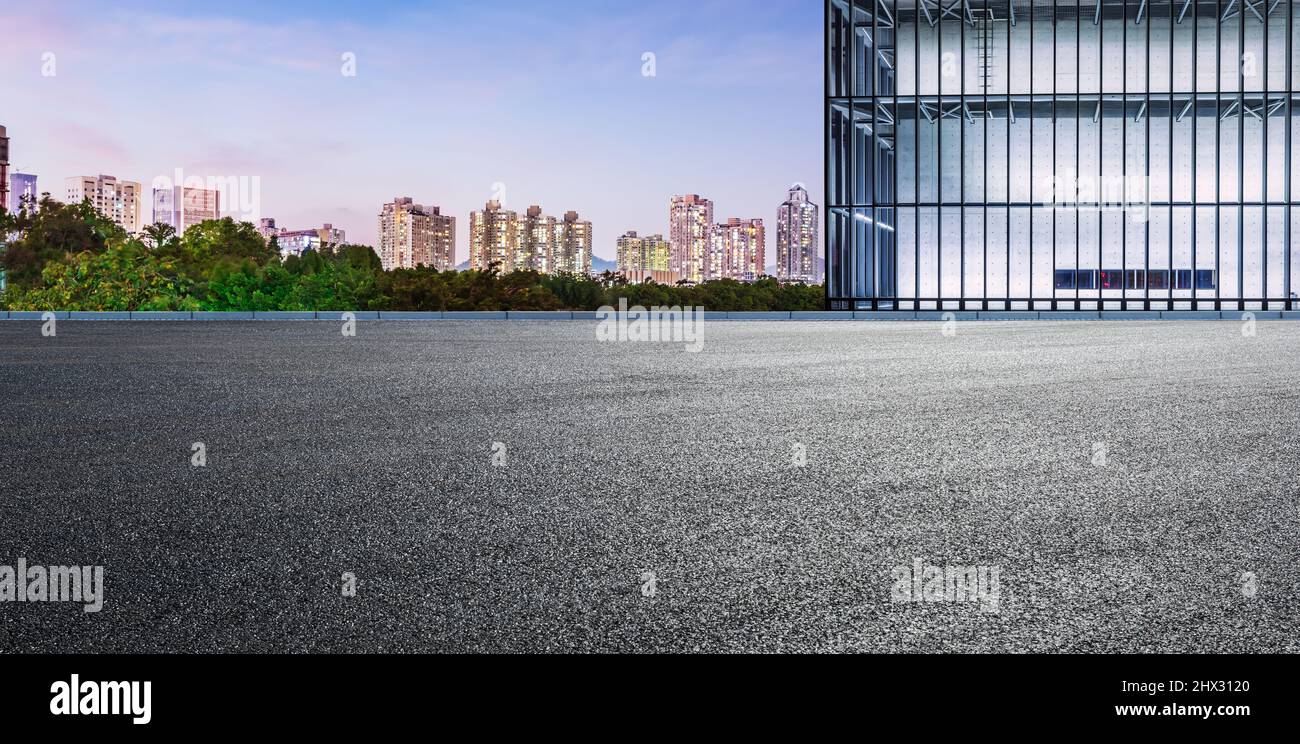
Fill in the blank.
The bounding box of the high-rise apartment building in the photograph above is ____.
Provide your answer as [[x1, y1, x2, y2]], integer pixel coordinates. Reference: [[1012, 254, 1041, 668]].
[[828, 0, 1300, 311], [153, 186, 220, 235], [669, 194, 714, 284], [553, 211, 593, 276], [0, 125, 9, 214], [616, 231, 675, 283], [777, 184, 820, 283], [470, 200, 520, 272], [377, 198, 456, 270], [518, 205, 558, 273], [67, 175, 144, 234], [711, 218, 766, 282]]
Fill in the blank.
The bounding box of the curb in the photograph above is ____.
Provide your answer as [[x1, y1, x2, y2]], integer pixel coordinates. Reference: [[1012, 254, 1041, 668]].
[[68, 311, 132, 320], [506, 311, 573, 320], [726, 311, 791, 320], [193, 311, 254, 321], [1043, 311, 1102, 320], [131, 311, 193, 321], [5, 310, 1300, 322], [790, 311, 854, 320], [443, 311, 507, 320], [914, 311, 979, 321], [315, 311, 380, 321], [378, 312, 443, 320], [1100, 311, 1163, 320], [979, 311, 1038, 320], [252, 311, 316, 321], [854, 310, 916, 320], [1159, 311, 1223, 320], [7, 311, 70, 320]]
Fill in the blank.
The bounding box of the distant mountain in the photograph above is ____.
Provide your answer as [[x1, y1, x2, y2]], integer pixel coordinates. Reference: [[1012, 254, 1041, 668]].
[[456, 259, 470, 271]]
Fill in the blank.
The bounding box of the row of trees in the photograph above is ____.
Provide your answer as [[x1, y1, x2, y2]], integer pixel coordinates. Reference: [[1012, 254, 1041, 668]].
[[0, 197, 824, 312]]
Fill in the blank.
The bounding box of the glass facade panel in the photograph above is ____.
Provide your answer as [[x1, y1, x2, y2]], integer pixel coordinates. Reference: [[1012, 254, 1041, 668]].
[[829, 0, 1298, 309]]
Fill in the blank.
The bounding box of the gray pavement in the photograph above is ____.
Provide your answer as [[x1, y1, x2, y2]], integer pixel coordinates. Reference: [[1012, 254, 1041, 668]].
[[1, 320, 1297, 653]]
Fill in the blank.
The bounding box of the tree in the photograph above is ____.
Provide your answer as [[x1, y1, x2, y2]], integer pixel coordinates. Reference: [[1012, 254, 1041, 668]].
[[0, 198, 124, 287], [140, 222, 178, 251], [3, 238, 194, 311]]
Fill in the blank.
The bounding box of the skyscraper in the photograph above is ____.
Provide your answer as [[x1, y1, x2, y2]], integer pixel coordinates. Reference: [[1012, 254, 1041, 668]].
[[153, 185, 220, 235], [711, 218, 766, 282], [377, 198, 455, 271], [669, 194, 714, 284], [10, 173, 39, 212], [0, 125, 9, 214], [470, 200, 520, 272], [828, 0, 1300, 311], [518, 205, 558, 273], [553, 210, 593, 276], [67, 175, 144, 234], [776, 184, 820, 284], [617, 231, 674, 283]]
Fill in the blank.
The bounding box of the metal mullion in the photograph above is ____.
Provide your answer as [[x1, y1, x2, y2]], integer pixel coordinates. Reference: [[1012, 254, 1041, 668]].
[[825, 0, 832, 307], [916, 5, 921, 310], [983, 3, 989, 310], [1122, 0, 1129, 310], [1144, 0, 1152, 310], [850, 2, 857, 301], [1052, 0, 1058, 311], [1238, 0, 1245, 310], [1288, 0, 1294, 308], [935, 9, 942, 309], [959, 5, 966, 310], [1169, 0, 1175, 309], [1192, 0, 1199, 308], [1098, 4, 1104, 306], [1206, 0, 1216, 308], [893, 1, 901, 308], [1262, 0, 1269, 307]]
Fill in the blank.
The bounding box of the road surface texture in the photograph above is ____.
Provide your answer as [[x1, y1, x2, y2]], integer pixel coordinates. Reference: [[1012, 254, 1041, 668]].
[[1, 320, 1298, 653]]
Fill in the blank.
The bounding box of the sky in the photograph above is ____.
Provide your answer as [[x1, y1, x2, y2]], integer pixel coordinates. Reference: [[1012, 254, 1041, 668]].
[[0, 0, 823, 264]]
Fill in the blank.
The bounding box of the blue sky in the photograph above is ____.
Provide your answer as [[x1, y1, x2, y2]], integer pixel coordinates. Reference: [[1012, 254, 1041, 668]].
[[1, 0, 822, 262]]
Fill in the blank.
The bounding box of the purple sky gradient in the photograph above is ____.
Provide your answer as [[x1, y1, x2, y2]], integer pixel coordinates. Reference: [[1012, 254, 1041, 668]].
[[0, 0, 823, 263]]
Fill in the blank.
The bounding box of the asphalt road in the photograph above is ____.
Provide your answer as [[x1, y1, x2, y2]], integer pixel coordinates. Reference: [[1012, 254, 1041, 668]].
[[1, 320, 1297, 653]]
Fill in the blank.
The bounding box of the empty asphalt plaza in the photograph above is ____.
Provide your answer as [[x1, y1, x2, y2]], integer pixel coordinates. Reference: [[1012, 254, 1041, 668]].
[[1, 319, 1298, 653]]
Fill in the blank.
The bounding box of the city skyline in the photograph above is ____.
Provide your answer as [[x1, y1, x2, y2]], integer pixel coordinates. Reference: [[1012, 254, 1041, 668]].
[[0, 0, 823, 265]]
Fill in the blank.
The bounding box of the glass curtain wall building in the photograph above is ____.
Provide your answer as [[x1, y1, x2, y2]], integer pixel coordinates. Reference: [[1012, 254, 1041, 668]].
[[828, 1, 1299, 310]]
